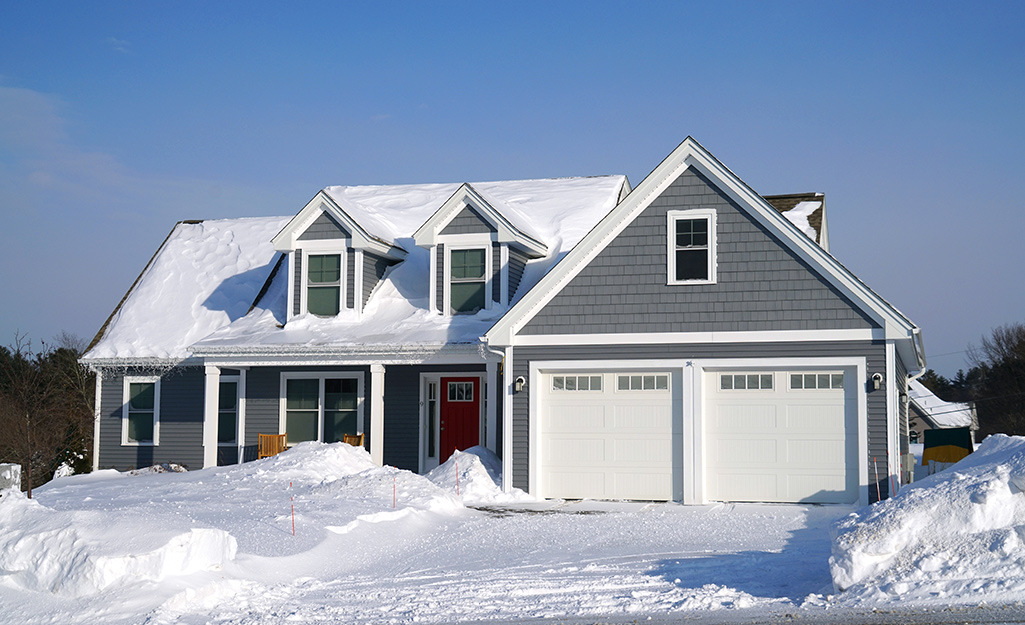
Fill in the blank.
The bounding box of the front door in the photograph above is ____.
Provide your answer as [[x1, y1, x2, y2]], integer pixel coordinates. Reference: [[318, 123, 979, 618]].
[[439, 377, 480, 461]]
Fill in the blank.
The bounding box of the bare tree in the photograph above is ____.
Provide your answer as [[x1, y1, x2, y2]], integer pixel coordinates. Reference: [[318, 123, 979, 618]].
[[968, 322, 1025, 437], [0, 334, 94, 497]]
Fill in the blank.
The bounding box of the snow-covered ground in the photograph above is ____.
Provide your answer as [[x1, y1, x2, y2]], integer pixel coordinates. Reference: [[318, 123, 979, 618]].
[[3, 439, 1025, 624]]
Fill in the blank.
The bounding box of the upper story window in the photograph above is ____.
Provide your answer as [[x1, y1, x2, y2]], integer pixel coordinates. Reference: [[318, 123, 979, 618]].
[[307, 253, 341, 316], [122, 376, 160, 446], [450, 248, 487, 313], [667, 209, 716, 285]]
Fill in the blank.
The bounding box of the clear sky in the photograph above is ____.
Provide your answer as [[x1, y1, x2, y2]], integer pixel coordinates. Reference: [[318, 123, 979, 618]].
[[1, 1, 1022, 376]]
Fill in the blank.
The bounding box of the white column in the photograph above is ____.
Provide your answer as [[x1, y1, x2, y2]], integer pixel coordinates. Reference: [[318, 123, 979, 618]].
[[202, 365, 220, 469], [92, 368, 102, 472], [428, 245, 437, 314], [237, 367, 247, 464], [486, 360, 498, 452], [370, 364, 385, 466], [500, 244, 509, 306]]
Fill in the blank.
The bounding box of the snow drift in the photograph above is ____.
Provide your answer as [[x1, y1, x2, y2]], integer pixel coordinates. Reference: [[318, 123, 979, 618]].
[[830, 435, 1025, 603]]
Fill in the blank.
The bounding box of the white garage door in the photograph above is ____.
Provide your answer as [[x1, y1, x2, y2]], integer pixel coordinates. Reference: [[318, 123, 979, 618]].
[[540, 372, 675, 500], [704, 370, 858, 504]]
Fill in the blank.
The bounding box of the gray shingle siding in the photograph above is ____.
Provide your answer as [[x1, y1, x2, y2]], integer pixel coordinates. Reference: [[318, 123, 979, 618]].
[[97, 367, 205, 471], [435, 244, 445, 313], [297, 212, 350, 240], [520, 168, 877, 335], [292, 250, 302, 316], [511, 341, 890, 501], [346, 248, 356, 309], [440, 206, 496, 235], [363, 252, 395, 308], [508, 248, 528, 300]]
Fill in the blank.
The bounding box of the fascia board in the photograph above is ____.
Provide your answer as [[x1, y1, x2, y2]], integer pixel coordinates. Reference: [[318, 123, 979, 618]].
[[486, 137, 919, 347], [273, 191, 406, 260]]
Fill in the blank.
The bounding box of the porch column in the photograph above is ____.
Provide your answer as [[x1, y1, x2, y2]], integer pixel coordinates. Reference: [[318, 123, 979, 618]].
[[202, 365, 220, 469], [370, 364, 385, 466], [486, 360, 498, 451], [237, 367, 247, 464]]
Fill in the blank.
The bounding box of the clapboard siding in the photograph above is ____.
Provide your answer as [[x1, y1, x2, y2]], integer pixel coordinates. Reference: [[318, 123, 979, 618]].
[[440, 206, 497, 235], [508, 248, 529, 300], [363, 252, 394, 308]]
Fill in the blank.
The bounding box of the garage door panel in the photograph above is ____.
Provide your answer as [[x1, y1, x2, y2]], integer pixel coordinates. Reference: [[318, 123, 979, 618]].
[[715, 438, 777, 464], [612, 404, 671, 430], [613, 438, 671, 464], [785, 473, 851, 502], [613, 472, 672, 500], [714, 473, 778, 501], [544, 471, 605, 499], [786, 438, 846, 464], [545, 437, 605, 464], [785, 404, 848, 431], [546, 405, 606, 431], [715, 405, 776, 431]]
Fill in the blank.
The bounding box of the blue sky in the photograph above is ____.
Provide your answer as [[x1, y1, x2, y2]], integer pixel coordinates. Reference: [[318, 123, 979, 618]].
[[1, 1, 1022, 375]]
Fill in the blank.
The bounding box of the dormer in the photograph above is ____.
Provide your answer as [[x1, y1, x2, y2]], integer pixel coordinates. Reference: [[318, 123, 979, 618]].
[[272, 191, 405, 320], [414, 184, 548, 316]]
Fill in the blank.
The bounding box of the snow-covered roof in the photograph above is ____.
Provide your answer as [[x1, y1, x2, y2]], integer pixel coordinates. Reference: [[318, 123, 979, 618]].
[[83, 216, 292, 361], [86, 176, 627, 361], [194, 175, 627, 356], [908, 378, 974, 429], [764, 193, 826, 248]]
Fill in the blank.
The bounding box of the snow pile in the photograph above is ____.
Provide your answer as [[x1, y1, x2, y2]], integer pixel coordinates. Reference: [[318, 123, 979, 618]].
[[0, 490, 237, 597], [425, 446, 533, 505], [781, 200, 821, 240], [830, 435, 1025, 603]]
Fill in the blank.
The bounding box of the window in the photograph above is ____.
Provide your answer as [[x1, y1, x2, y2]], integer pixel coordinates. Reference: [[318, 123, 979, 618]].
[[218, 380, 238, 445], [720, 373, 773, 391], [122, 377, 160, 445], [447, 381, 474, 402], [551, 375, 603, 391], [667, 209, 716, 284], [282, 374, 362, 446], [790, 372, 845, 390], [307, 254, 341, 316], [617, 374, 669, 391], [450, 248, 486, 313]]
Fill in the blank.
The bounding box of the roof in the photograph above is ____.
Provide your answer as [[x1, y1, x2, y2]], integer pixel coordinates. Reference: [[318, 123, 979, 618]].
[[88, 176, 628, 361], [764, 193, 827, 249], [908, 379, 975, 429], [83, 216, 292, 361]]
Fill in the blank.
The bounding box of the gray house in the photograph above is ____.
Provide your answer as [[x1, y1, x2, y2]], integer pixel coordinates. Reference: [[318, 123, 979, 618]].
[[82, 138, 925, 506]]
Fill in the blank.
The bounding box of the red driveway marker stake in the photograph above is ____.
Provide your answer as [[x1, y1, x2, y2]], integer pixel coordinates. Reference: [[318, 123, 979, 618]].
[[290, 481, 295, 536]]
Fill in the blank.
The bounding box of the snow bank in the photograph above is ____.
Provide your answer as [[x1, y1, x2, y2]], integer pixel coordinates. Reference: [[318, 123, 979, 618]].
[[425, 446, 533, 505], [830, 435, 1025, 603], [0, 490, 236, 597]]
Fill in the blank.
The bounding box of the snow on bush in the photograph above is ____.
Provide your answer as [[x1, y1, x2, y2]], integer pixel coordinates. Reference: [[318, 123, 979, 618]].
[[425, 446, 533, 505], [830, 434, 1025, 603]]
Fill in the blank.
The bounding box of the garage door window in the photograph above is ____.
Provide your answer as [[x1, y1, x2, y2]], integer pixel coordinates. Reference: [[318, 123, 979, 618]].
[[790, 372, 844, 390], [552, 375, 602, 391], [720, 373, 773, 391], [617, 374, 668, 391]]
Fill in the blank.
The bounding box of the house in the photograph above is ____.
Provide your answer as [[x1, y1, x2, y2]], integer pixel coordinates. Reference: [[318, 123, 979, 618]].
[[82, 137, 925, 506], [907, 378, 977, 444]]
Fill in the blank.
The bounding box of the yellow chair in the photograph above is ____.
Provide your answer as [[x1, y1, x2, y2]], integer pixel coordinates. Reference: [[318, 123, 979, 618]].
[[342, 433, 364, 447], [258, 433, 287, 459]]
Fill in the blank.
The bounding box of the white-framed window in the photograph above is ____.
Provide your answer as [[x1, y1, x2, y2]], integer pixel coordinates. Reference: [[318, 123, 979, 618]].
[[449, 247, 488, 314], [280, 372, 364, 446], [790, 372, 845, 390], [667, 209, 717, 285], [447, 381, 475, 402], [720, 373, 774, 391], [218, 377, 239, 445], [294, 243, 349, 318], [616, 374, 669, 391], [122, 376, 160, 446], [551, 375, 603, 392]]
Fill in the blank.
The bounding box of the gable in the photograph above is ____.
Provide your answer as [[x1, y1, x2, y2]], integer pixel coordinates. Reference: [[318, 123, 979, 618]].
[[439, 206, 498, 236], [297, 212, 351, 240], [519, 168, 877, 336]]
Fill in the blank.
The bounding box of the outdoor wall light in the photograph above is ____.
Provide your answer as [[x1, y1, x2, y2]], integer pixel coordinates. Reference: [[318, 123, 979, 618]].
[[514, 376, 526, 393], [871, 372, 883, 391]]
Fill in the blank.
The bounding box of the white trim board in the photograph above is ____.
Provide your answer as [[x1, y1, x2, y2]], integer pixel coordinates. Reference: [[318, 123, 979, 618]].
[[511, 328, 883, 346]]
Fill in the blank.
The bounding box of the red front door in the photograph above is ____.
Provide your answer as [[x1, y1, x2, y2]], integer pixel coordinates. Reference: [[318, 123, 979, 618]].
[[439, 377, 480, 461]]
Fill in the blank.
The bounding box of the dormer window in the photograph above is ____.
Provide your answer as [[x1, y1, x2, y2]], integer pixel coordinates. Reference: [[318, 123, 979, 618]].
[[450, 248, 487, 313], [307, 254, 342, 316]]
